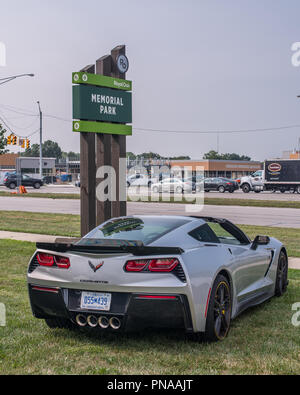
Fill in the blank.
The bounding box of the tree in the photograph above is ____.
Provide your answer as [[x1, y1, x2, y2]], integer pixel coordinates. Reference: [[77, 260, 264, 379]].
[[203, 150, 251, 161], [22, 143, 40, 157], [42, 140, 62, 159], [21, 140, 63, 160], [0, 124, 9, 155]]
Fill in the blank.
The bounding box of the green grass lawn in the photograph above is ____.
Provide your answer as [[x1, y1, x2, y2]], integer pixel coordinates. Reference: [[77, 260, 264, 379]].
[[0, 239, 299, 375], [0, 211, 80, 237], [0, 191, 80, 200], [1, 211, 300, 257]]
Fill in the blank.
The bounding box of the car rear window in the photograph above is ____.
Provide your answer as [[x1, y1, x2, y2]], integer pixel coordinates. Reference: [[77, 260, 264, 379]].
[[82, 217, 190, 245]]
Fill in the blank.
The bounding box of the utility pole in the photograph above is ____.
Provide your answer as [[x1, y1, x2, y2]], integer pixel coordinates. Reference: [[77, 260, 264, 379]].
[[37, 101, 43, 178]]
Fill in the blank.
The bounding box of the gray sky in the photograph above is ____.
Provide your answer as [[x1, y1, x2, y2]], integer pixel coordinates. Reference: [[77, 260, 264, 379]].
[[1, 0, 300, 160]]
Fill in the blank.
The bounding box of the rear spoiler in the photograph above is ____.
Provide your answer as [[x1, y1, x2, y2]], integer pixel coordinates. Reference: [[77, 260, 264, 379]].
[[36, 239, 184, 256]]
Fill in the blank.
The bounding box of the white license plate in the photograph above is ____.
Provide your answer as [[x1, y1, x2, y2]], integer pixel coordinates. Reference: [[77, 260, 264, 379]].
[[80, 292, 111, 311]]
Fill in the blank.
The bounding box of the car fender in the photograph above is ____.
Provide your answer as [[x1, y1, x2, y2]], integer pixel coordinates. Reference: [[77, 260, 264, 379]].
[[181, 245, 233, 332]]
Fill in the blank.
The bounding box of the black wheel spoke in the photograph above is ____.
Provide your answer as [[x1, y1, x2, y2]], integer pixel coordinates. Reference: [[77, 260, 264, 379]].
[[220, 286, 225, 304], [215, 316, 222, 335]]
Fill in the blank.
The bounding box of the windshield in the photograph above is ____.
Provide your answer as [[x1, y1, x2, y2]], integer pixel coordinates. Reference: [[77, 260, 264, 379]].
[[252, 171, 262, 177], [81, 216, 189, 245]]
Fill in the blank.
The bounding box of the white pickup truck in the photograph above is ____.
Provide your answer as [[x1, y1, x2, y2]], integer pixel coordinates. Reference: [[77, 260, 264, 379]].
[[240, 170, 264, 193]]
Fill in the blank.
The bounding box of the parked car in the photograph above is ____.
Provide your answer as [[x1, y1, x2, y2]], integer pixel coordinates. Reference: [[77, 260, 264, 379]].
[[151, 178, 193, 193], [42, 175, 57, 185], [4, 174, 44, 190], [127, 173, 154, 188], [185, 176, 204, 192], [27, 215, 288, 342], [204, 178, 239, 193]]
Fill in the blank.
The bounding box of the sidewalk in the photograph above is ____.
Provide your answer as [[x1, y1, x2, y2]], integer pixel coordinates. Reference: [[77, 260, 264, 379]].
[[0, 230, 299, 269]]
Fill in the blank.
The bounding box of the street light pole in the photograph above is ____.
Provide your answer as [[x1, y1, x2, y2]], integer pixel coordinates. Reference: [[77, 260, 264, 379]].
[[37, 101, 43, 179], [297, 96, 300, 159], [0, 73, 34, 86]]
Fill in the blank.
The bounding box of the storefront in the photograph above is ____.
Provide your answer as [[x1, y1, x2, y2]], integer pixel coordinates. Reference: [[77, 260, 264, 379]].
[[170, 159, 262, 179]]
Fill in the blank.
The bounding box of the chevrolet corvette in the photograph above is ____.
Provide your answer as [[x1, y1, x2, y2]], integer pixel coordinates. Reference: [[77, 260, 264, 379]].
[[27, 215, 288, 341]]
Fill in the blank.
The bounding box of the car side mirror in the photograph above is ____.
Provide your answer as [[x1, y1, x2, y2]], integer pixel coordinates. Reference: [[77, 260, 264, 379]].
[[251, 235, 270, 250]]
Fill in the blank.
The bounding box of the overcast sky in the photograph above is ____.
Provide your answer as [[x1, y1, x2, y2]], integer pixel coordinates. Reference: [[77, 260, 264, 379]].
[[1, 0, 300, 160]]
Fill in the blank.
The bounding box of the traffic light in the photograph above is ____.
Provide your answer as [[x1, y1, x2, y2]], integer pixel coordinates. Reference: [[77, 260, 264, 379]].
[[26, 139, 30, 149], [21, 139, 25, 149], [12, 135, 17, 145], [7, 135, 12, 145]]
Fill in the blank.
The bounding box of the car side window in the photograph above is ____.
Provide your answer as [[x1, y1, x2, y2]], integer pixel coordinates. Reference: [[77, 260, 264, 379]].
[[189, 224, 220, 244], [207, 222, 244, 246]]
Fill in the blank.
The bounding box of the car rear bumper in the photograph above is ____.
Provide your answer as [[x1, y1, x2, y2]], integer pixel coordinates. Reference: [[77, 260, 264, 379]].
[[28, 284, 194, 333]]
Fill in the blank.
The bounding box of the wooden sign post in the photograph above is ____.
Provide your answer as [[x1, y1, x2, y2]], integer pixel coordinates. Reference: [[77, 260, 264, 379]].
[[73, 45, 132, 237]]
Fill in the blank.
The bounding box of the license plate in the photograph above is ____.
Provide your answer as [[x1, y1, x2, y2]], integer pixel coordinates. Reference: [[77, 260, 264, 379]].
[[80, 292, 111, 311]]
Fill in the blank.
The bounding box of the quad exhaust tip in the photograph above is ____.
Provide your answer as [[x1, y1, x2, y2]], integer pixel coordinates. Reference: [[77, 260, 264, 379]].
[[98, 316, 110, 329], [87, 315, 98, 328], [109, 317, 121, 330], [76, 314, 87, 327], [76, 314, 121, 330]]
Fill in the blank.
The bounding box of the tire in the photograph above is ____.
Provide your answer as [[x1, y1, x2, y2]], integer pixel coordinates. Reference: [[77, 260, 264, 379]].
[[275, 251, 289, 297], [148, 182, 152, 188], [127, 182, 130, 187], [176, 186, 183, 194], [296, 186, 300, 194], [152, 186, 159, 193], [203, 274, 232, 342], [218, 186, 225, 193], [254, 190, 261, 193], [33, 182, 41, 189], [242, 183, 250, 193], [204, 190, 210, 193], [280, 190, 285, 194], [45, 317, 76, 330], [229, 189, 234, 194], [9, 182, 16, 190]]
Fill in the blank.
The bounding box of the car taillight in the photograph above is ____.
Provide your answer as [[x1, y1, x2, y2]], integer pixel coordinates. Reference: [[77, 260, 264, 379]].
[[226, 182, 233, 185], [36, 253, 70, 269], [125, 259, 149, 272], [55, 256, 71, 269], [37, 253, 55, 266], [125, 258, 179, 273], [4, 178, 7, 182], [148, 258, 179, 272]]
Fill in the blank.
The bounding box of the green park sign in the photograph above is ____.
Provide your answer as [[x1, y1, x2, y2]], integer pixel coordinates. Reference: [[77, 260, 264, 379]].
[[73, 85, 132, 125], [73, 120, 132, 136], [72, 72, 132, 91]]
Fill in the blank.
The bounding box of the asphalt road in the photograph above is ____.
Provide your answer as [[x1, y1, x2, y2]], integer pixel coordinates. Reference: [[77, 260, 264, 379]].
[[1, 196, 300, 228], [1, 184, 300, 201]]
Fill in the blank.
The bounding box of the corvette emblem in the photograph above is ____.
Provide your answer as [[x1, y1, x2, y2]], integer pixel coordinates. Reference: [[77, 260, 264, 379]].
[[88, 260, 104, 273]]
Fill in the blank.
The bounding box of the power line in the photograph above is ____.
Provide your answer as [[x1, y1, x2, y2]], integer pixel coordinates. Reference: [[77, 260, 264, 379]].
[[1, 102, 300, 135], [133, 124, 300, 134], [0, 103, 37, 117], [0, 115, 39, 139], [0, 111, 38, 130]]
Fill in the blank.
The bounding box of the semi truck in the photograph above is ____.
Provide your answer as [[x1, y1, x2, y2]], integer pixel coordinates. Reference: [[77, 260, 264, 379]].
[[240, 159, 300, 193]]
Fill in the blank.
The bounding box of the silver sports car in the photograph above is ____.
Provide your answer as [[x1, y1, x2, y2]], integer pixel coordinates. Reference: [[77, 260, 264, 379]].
[[27, 215, 288, 341]]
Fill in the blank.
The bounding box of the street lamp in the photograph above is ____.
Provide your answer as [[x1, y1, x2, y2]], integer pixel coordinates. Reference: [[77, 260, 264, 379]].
[[0, 73, 35, 86], [298, 96, 300, 158], [37, 101, 43, 179]]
